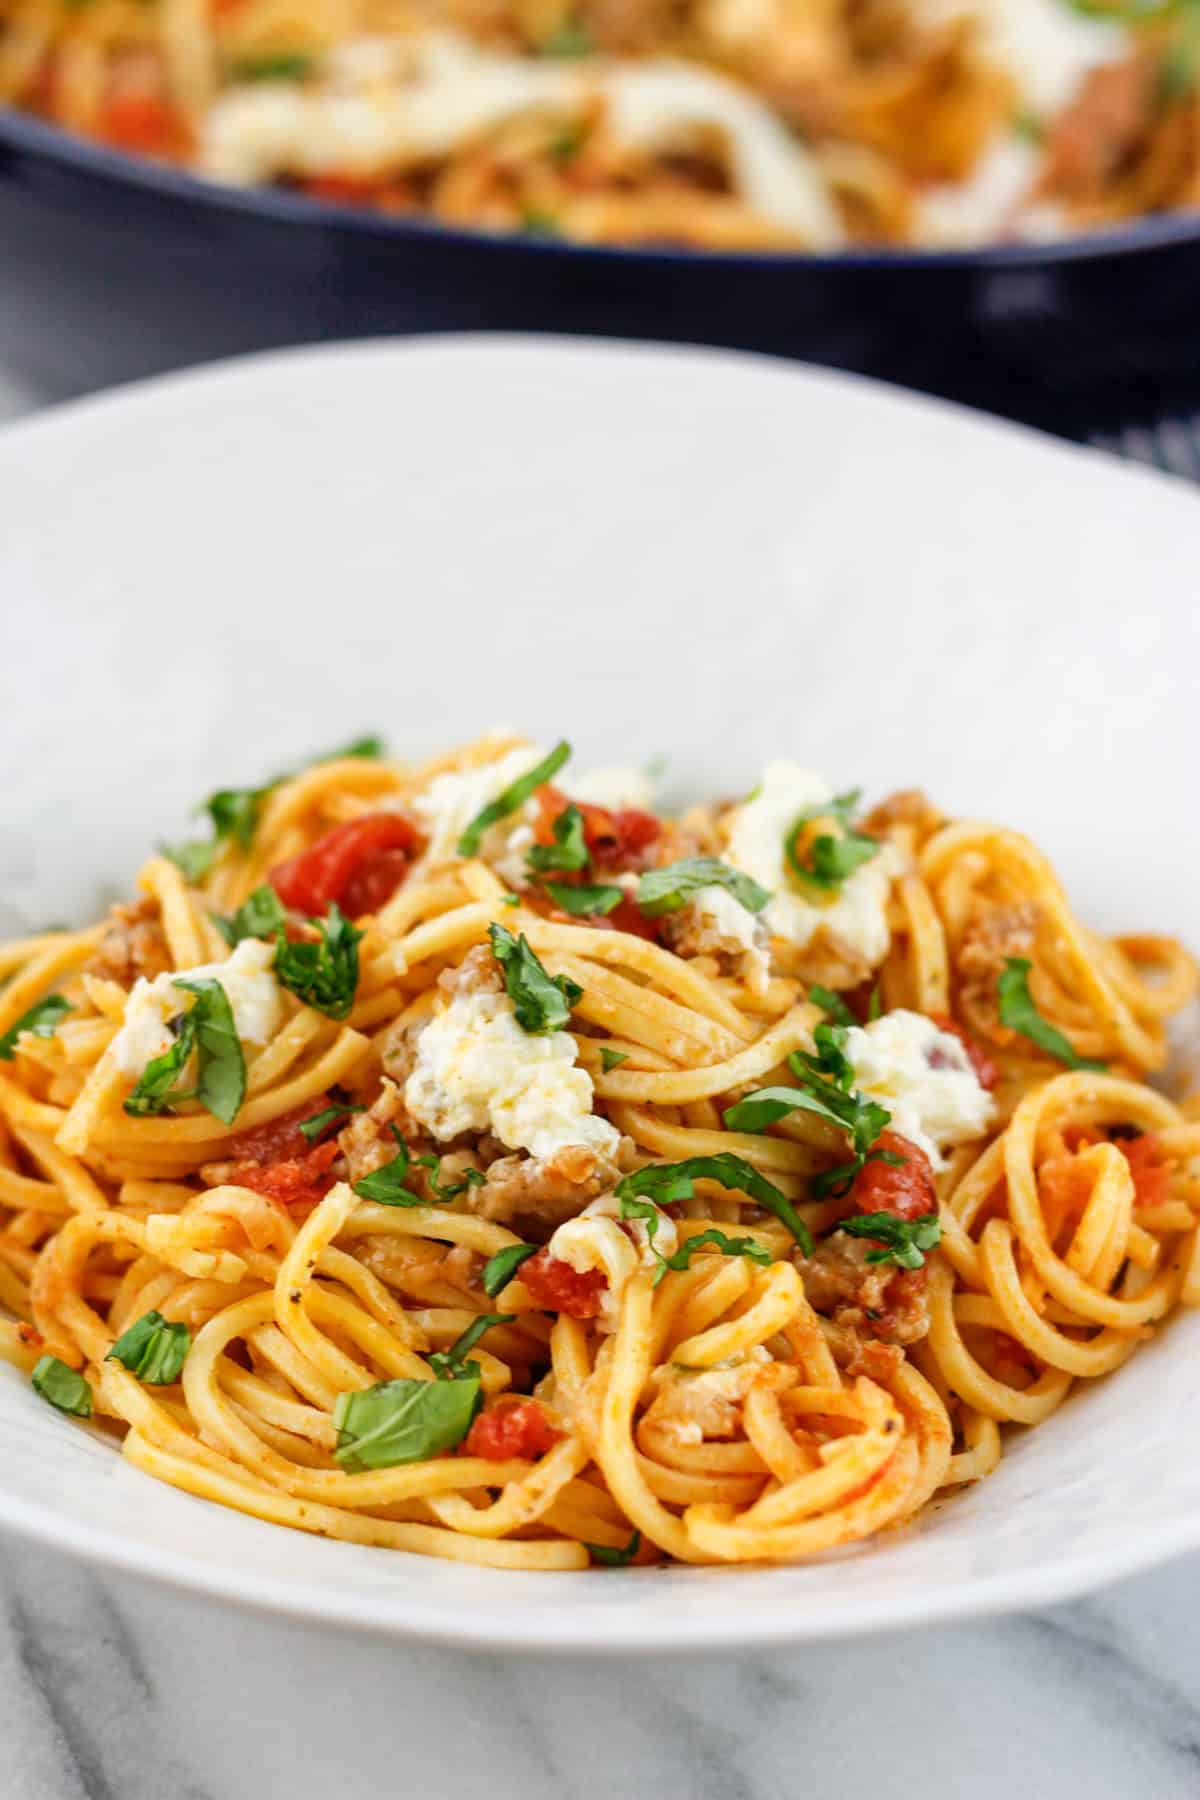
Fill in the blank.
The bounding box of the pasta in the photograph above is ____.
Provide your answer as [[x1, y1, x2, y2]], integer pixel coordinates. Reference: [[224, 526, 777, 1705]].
[[1, 733, 1197, 1572], [4, 0, 1200, 251]]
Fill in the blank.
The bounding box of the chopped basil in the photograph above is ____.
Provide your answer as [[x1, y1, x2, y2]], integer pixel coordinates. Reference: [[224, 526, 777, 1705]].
[[500, 894, 521, 908], [212, 884, 286, 947], [274, 903, 362, 1020], [520, 208, 561, 237], [868, 984, 883, 1022], [543, 881, 624, 917], [807, 984, 855, 1029], [168, 975, 246, 1124], [997, 957, 1106, 1071], [232, 52, 316, 80], [333, 1375, 481, 1469], [481, 1242, 538, 1298], [784, 789, 879, 896], [636, 857, 769, 918], [32, 1355, 92, 1417], [123, 977, 246, 1125], [839, 1211, 941, 1271], [352, 1127, 425, 1205], [413, 1153, 485, 1203], [321, 734, 386, 761], [526, 803, 589, 874], [657, 1228, 772, 1277], [488, 923, 581, 1033], [298, 1101, 364, 1143], [428, 1313, 516, 1381], [106, 1310, 191, 1384], [586, 1529, 641, 1566], [615, 1153, 812, 1255], [0, 993, 72, 1060], [456, 741, 571, 858], [599, 1047, 628, 1072], [617, 1192, 665, 1266]]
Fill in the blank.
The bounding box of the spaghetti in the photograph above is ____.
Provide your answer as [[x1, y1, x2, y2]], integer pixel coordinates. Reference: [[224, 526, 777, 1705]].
[[3, 0, 1200, 250], [1, 734, 1197, 1571]]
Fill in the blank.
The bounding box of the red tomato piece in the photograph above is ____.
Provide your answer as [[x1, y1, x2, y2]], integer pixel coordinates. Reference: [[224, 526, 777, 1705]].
[[226, 1139, 340, 1209], [269, 812, 421, 916], [1118, 1132, 1172, 1210], [98, 93, 188, 156], [846, 1130, 937, 1223], [520, 1247, 608, 1319], [463, 1399, 561, 1461], [224, 1095, 334, 1166], [930, 1014, 999, 1091], [535, 787, 663, 874]]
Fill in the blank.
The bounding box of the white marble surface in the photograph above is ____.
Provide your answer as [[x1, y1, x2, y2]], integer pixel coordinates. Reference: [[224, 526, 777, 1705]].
[[3, 353, 1200, 1800]]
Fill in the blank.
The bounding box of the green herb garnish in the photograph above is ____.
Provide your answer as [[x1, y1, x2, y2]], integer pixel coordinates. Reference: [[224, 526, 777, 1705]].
[[784, 789, 879, 896], [32, 1355, 92, 1417], [997, 958, 1106, 1071], [352, 1127, 425, 1206], [297, 1101, 364, 1143], [333, 1376, 481, 1470], [636, 857, 769, 918], [481, 1242, 539, 1298], [456, 742, 570, 858], [543, 881, 624, 917], [586, 1529, 641, 1566], [615, 1153, 812, 1255], [428, 1313, 516, 1381], [526, 803, 589, 874], [488, 923, 581, 1033], [839, 1211, 942, 1270], [274, 903, 363, 1020], [541, 19, 594, 54], [106, 1310, 191, 1384], [212, 884, 286, 947], [124, 976, 246, 1125], [656, 1228, 772, 1278], [231, 51, 316, 80], [0, 994, 72, 1060], [599, 1047, 629, 1072]]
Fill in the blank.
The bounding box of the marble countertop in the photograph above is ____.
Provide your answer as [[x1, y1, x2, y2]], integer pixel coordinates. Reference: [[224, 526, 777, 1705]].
[[3, 357, 1199, 1800]]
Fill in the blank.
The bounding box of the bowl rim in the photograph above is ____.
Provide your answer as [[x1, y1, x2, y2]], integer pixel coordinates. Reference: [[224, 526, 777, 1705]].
[[5, 100, 1200, 273]]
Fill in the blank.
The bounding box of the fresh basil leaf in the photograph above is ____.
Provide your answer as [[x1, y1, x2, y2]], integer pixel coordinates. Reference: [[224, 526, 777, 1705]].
[[526, 803, 589, 874], [481, 1242, 538, 1298], [168, 975, 247, 1125], [231, 51, 316, 79], [123, 1012, 198, 1118], [542, 18, 593, 54], [322, 734, 386, 760], [298, 1101, 364, 1143], [618, 1192, 664, 1253], [32, 1355, 92, 1417], [636, 857, 769, 918], [657, 1228, 772, 1277], [586, 1529, 641, 1566], [333, 1375, 481, 1469], [997, 957, 1106, 1071], [162, 839, 218, 882], [809, 1146, 904, 1202], [500, 894, 521, 908], [275, 903, 363, 1020], [726, 1025, 889, 1162], [106, 1310, 191, 1384], [868, 984, 882, 1022], [413, 1153, 485, 1203], [616, 1153, 812, 1255], [456, 741, 571, 858], [543, 881, 624, 917], [0, 993, 72, 1060], [807, 985, 855, 1029], [352, 1127, 424, 1205], [784, 789, 879, 895], [488, 923, 581, 1034], [839, 1211, 941, 1271], [212, 884, 287, 947], [599, 1047, 628, 1072], [428, 1313, 516, 1380]]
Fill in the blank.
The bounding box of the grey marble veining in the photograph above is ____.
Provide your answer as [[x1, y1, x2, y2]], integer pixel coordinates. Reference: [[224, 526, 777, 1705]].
[[4, 1537, 1200, 1800]]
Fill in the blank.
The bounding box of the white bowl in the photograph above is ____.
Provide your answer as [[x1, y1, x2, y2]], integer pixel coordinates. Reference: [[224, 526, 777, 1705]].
[[2, 337, 1198, 1651]]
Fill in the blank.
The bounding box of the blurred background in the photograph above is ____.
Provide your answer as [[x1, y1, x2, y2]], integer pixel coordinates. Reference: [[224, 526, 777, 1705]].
[[3, 0, 1200, 453]]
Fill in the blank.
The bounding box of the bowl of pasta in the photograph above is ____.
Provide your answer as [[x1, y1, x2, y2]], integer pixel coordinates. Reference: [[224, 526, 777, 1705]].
[[1, 334, 1198, 1650], [4, 0, 1200, 424]]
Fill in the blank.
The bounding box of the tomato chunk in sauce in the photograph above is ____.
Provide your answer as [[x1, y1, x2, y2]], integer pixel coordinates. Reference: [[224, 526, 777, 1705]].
[[930, 1014, 999, 1091], [520, 1247, 608, 1319], [845, 1130, 937, 1223], [270, 813, 422, 917], [464, 1399, 561, 1461], [226, 1140, 340, 1210]]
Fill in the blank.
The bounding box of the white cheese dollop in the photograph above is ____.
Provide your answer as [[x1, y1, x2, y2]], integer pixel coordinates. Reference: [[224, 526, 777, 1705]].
[[111, 939, 283, 1079], [201, 29, 844, 246], [722, 762, 899, 967], [546, 1191, 678, 1330], [404, 988, 620, 1159], [410, 745, 545, 867], [692, 882, 770, 992], [844, 1008, 995, 1170]]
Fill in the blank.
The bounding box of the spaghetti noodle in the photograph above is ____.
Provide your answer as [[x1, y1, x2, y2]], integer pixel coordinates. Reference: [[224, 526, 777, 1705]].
[[4, 0, 1200, 250], [1, 734, 1197, 1571]]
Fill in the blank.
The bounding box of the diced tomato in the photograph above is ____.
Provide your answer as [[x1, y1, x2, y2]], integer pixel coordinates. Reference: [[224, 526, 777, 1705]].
[[535, 786, 663, 874], [463, 1399, 561, 1461], [930, 1014, 999, 1091], [269, 812, 422, 917], [226, 1139, 340, 1209], [606, 895, 661, 941], [845, 1129, 936, 1223], [519, 1247, 608, 1319], [97, 93, 189, 157], [1058, 1127, 1172, 1212], [224, 1095, 335, 1166]]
